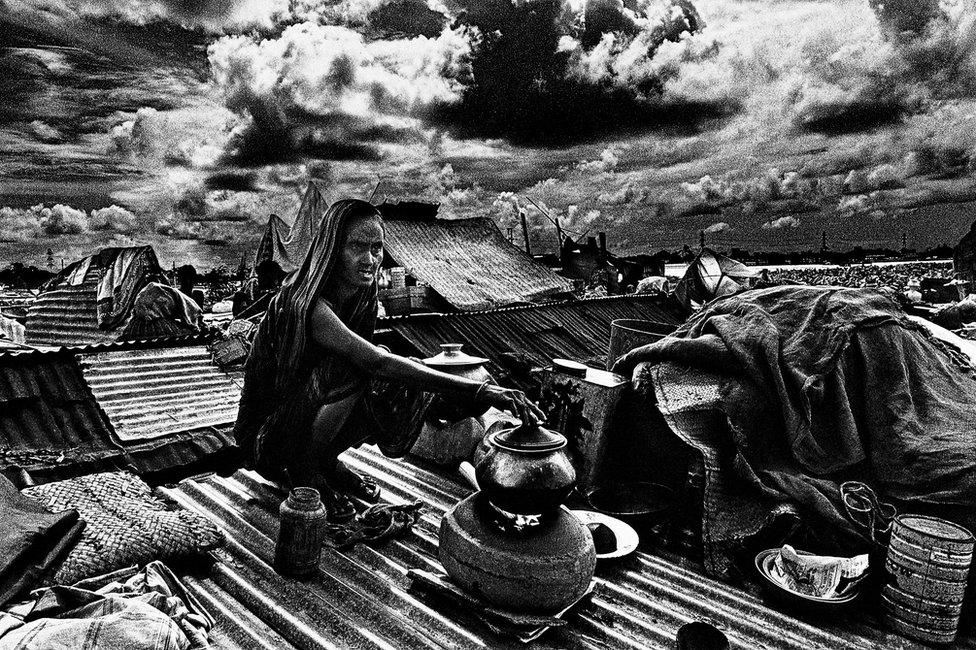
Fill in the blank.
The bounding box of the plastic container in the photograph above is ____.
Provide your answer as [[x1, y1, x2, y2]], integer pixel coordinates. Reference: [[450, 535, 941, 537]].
[[881, 514, 974, 645], [274, 487, 328, 577]]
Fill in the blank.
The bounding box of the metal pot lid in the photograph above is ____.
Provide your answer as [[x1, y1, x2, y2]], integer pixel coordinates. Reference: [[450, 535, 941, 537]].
[[490, 423, 567, 453], [423, 343, 488, 367]]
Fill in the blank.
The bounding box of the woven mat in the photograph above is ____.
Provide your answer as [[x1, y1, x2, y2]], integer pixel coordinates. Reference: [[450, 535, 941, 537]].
[[644, 361, 797, 578], [22, 472, 224, 585]]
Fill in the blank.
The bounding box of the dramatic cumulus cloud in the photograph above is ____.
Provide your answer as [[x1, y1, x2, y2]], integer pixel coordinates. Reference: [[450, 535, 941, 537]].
[[0, 203, 139, 241], [704, 221, 731, 233], [762, 215, 800, 230], [578, 146, 621, 174], [29, 120, 65, 143], [207, 22, 475, 164], [771, 0, 976, 133], [89, 205, 139, 232], [68, 0, 289, 31], [198, 0, 719, 159]]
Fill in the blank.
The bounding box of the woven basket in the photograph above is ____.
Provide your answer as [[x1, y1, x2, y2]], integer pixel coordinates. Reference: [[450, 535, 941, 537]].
[[22, 471, 224, 585]]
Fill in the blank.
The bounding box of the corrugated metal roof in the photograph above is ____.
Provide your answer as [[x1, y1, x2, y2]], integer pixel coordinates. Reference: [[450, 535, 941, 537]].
[[380, 296, 681, 388], [0, 348, 126, 483], [24, 246, 167, 347], [161, 445, 959, 650], [78, 345, 243, 442], [24, 259, 116, 347], [382, 216, 574, 311], [0, 341, 240, 485]]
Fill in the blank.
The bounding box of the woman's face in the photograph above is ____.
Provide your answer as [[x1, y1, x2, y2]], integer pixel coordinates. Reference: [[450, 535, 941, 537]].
[[339, 216, 384, 287]]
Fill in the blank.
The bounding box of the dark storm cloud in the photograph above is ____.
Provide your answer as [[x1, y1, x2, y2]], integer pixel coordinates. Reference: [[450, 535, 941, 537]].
[[792, 0, 976, 135], [205, 169, 261, 191], [365, 0, 448, 38], [206, 0, 721, 161], [218, 101, 396, 166], [430, 0, 727, 145]]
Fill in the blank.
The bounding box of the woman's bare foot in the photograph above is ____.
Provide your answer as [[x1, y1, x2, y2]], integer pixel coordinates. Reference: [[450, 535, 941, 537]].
[[328, 462, 381, 503]]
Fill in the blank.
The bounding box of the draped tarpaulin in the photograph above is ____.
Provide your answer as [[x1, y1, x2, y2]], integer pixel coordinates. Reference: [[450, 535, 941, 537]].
[[0, 474, 84, 608], [253, 181, 330, 273], [674, 248, 758, 309], [615, 286, 976, 575]]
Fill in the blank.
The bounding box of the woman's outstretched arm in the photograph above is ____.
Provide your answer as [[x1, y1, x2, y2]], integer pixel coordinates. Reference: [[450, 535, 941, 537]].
[[309, 299, 545, 423]]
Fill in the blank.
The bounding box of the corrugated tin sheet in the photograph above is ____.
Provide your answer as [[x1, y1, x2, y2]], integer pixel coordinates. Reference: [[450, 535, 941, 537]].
[[0, 348, 126, 483], [162, 446, 961, 650], [381, 295, 680, 387], [79, 345, 243, 442], [75, 343, 240, 481], [0, 340, 240, 485], [24, 246, 169, 347], [383, 216, 574, 311], [24, 260, 116, 347]]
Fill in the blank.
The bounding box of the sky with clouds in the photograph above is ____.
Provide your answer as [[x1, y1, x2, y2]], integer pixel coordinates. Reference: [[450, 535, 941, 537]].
[[1, 0, 976, 269]]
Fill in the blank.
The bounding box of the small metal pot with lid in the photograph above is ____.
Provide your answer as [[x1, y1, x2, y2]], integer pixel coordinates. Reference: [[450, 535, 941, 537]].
[[474, 421, 576, 516], [423, 343, 492, 422]]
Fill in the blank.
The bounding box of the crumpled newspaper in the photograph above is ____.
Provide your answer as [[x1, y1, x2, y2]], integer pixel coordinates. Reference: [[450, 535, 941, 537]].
[[770, 545, 869, 598]]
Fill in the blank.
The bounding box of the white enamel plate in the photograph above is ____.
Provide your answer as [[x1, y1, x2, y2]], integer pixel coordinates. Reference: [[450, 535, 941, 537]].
[[571, 509, 640, 560]]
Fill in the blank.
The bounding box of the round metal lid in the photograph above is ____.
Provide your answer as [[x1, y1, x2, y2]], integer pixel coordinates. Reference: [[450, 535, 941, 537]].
[[490, 423, 567, 453], [422, 343, 488, 367]]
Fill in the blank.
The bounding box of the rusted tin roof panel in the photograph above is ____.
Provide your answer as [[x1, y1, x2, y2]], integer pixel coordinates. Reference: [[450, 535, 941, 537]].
[[0, 348, 123, 482], [0, 341, 239, 485], [163, 445, 957, 649], [78, 345, 243, 442], [381, 295, 680, 386], [382, 215, 574, 311]]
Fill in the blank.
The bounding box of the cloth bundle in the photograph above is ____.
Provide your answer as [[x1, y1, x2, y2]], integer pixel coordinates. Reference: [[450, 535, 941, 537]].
[[22, 472, 224, 584], [0, 561, 213, 650]]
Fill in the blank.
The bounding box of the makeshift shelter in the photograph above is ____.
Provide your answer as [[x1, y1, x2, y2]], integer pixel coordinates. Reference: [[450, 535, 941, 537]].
[[616, 286, 976, 580], [674, 247, 758, 309], [24, 246, 166, 347], [252, 181, 327, 273], [379, 201, 575, 311]]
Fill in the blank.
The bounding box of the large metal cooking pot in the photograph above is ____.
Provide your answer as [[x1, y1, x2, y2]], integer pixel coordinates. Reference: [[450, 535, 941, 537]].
[[423, 344, 492, 423], [474, 421, 576, 516]]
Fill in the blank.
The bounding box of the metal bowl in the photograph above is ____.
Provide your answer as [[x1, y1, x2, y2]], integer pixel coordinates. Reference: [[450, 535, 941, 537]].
[[753, 548, 864, 612], [586, 482, 674, 536]]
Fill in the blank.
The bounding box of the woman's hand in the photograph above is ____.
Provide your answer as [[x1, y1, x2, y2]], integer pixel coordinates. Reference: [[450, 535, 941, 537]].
[[478, 384, 546, 425]]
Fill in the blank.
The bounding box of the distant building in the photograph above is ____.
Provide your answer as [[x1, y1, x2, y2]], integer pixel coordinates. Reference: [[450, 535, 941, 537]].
[[954, 220, 976, 286]]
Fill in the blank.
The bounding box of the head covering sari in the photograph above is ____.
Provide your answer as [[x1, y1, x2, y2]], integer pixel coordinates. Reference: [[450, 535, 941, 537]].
[[233, 199, 430, 482]]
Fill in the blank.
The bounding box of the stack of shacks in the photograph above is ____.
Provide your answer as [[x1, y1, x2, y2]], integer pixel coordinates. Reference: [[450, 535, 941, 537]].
[[1, 187, 971, 649]]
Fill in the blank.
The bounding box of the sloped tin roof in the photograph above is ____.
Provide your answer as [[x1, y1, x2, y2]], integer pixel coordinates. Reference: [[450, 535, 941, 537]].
[[0, 348, 122, 482], [78, 345, 243, 443], [381, 295, 681, 387], [0, 339, 239, 485], [24, 246, 161, 347], [160, 445, 948, 650], [382, 211, 575, 311]]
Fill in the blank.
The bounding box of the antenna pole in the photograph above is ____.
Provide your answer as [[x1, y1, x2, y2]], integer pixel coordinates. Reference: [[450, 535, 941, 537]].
[[514, 196, 532, 255]]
